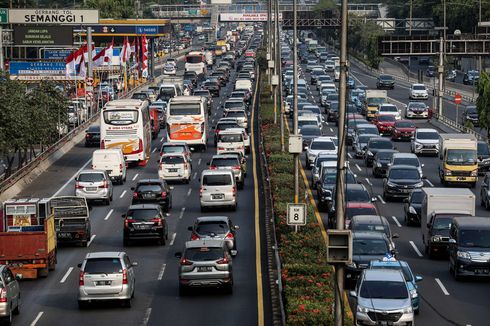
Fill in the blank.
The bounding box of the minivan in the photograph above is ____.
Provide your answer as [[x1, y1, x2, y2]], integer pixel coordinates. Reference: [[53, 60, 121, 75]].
[[92, 149, 127, 185], [217, 129, 245, 156], [200, 170, 237, 211]]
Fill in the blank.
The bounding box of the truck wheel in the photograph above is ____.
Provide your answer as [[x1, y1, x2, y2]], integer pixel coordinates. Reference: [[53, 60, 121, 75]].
[[38, 268, 49, 278], [428, 245, 435, 259], [82, 240, 88, 247]]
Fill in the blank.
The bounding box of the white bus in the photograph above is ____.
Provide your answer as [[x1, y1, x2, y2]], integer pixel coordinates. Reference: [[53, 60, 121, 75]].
[[166, 96, 208, 151], [185, 51, 206, 75], [101, 99, 152, 166]]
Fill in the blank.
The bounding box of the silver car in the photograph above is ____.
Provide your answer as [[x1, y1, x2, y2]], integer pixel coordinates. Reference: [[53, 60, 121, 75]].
[[78, 252, 137, 308], [200, 170, 237, 211], [0, 265, 20, 325], [75, 170, 113, 205], [188, 216, 239, 256], [176, 240, 233, 295], [209, 154, 244, 189]]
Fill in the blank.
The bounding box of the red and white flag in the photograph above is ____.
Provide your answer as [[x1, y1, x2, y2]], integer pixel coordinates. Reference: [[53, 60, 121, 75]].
[[83, 43, 95, 62], [77, 54, 87, 78], [94, 39, 114, 67], [141, 35, 148, 78], [65, 47, 83, 77], [119, 36, 131, 65], [130, 38, 136, 58]]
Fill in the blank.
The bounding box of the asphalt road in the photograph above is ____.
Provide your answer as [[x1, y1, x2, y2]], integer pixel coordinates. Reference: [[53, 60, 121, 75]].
[[10, 47, 270, 325], [288, 45, 490, 326]]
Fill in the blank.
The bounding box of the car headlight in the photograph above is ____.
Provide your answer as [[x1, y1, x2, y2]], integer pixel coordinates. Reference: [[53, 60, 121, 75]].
[[410, 289, 418, 298], [376, 162, 382, 167], [403, 306, 413, 314], [409, 206, 417, 214], [471, 170, 478, 176], [444, 169, 452, 176], [367, 151, 373, 156], [387, 181, 397, 187], [431, 235, 441, 242], [457, 250, 471, 259], [357, 305, 369, 313], [415, 181, 424, 188]]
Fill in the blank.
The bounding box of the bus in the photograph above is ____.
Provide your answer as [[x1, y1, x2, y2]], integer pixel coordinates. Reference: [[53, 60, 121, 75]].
[[166, 96, 208, 151], [185, 51, 206, 75], [100, 99, 152, 166]]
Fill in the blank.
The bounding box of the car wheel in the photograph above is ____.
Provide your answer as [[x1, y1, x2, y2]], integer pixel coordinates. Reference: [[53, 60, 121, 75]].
[[105, 198, 110, 205], [78, 301, 89, 310], [452, 263, 461, 281], [238, 182, 244, 190], [200, 206, 206, 212], [123, 238, 130, 246], [179, 285, 188, 296], [158, 235, 166, 246], [224, 283, 233, 295], [123, 299, 131, 308], [383, 191, 390, 202]]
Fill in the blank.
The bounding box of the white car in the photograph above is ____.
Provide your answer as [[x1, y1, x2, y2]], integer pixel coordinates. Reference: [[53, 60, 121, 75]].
[[411, 128, 440, 155], [306, 137, 338, 169], [409, 83, 429, 100], [163, 63, 176, 75], [324, 60, 335, 71], [217, 129, 246, 156], [158, 153, 191, 183], [405, 102, 429, 118], [378, 103, 401, 120]]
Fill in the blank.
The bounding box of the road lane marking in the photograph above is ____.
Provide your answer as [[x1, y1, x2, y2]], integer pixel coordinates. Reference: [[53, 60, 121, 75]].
[[120, 190, 127, 198], [435, 278, 450, 295], [409, 241, 423, 257], [348, 153, 352, 159], [365, 178, 372, 186], [104, 209, 114, 221], [132, 173, 139, 181], [377, 195, 386, 204], [198, 158, 202, 165], [60, 267, 73, 284], [143, 308, 152, 326], [179, 207, 186, 219], [157, 263, 166, 281], [169, 233, 176, 246], [391, 216, 402, 227], [193, 172, 197, 179], [30, 312, 44, 326], [187, 188, 192, 196], [160, 137, 165, 142], [87, 234, 96, 247], [329, 128, 333, 132], [51, 159, 92, 198], [152, 148, 157, 153], [355, 164, 362, 171], [425, 178, 434, 187]]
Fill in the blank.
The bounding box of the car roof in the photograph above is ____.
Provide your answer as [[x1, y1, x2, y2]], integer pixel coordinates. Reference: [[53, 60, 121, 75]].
[[346, 202, 377, 209], [416, 128, 438, 133], [128, 204, 161, 210], [412, 83, 425, 87], [136, 178, 163, 184], [185, 239, 226, 249], [353, 231, 388, 240], [85, 251, 125, 259], [351, 215, 389, 225], [161, 142, 188, 146], [370, 260, 409, 269], [211, 154, 239, 160], [195, 216, 230, 223], [79, 169, 106, 175], [393, 153, 417, 159], [201, 169, 234, 176], [389, 164, 418, 170], [363, 269, 405, 282], [452, 217, 490, 228]]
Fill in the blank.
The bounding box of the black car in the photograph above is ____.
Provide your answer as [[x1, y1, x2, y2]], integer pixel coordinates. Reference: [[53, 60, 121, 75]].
[[463, 70, 480, 85], [84, 125, 100, 147], [461, 105, 479, 126], [372, 149, 398, 178], [131, 92, 150, 102], [122, 204, 168, 246], [131, 179, 172, 212], [299, 125, 322, 149], [328, 183, 375, 223], [383, 165, 424, 201], [376, 74, 395, 89], [477, 141, 490, 174], [425, 65, 436, 77], [404, 189, 423, 226], [317, 169, 358, 210], [327, 101, 339, 122], [364, 138, 395, 167], [203, 80, 220, 97]]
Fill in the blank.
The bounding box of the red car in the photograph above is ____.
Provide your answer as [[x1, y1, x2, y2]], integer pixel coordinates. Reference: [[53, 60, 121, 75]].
[[391, 120, 416, 141], [345, 202, 379, 228], [372, 114, 396, 135]]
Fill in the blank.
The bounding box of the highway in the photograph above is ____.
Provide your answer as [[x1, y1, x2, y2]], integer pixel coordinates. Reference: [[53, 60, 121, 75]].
[[291, 45, 490, 326], [10, 47, 270, 325]]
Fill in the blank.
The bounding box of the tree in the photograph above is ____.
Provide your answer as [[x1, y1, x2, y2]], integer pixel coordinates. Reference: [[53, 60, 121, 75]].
[[476, 72, 490, 137], [84, 0, 136, 19], [348, 20, 385, 69], [314, 0, 336, 11]]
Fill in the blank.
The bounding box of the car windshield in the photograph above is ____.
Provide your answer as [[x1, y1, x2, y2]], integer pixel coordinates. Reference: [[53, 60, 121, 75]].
[[410, 191, 423, 204], [380, 75, 394, 81], [369, 140, 392, 149], [353, 239, 389, 255], [162, 145, 185, 154], [311, 141, 336, 150], [211, 158, 239, 167], [300, 127, 321, 136], [446, 149, 477, 165], [203, 174, 232, 186], [460, 229, 490, 248], [78, 173, 105, 182], [367, 97, 385, 106], [359, 135, 375, 143], [126, 209, 160, 221], [196, 221, 229, 235], [372, 265, 413, 282], [347, 207, 377, 219], [389, 169, 420, 180], [466, 107, 477, 114], [218, 122, 240, 130], [354, 222, 388, 235], [380, 106, 398, 112], [347, 188, 370, 202], [194, 91, 209, 96], [396, 121, 415, 128], [169, 103, 201, 115], [226, 111, 245, 118], [377, 115, 395, 122], [84, 258, 123, 274], [185, 247, 224, 261], [413, 85, 426, 90], [376, 151, 394, 160], [432, 217, 453, 230], [219, 134, 243, 142], [161, 155, 184, 164], [136, 184, 162, 192], [393, 157, 419, 166], [417, 131, 438, 140], [360, 280, 408, 299], [409, 102, 426, 109]]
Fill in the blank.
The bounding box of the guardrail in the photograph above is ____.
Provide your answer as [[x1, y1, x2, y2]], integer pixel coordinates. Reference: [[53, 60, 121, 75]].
[[432, 112, 487, 141]]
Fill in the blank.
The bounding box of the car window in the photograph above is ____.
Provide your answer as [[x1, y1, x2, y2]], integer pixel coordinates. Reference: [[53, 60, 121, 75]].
[[353, 239, 388, 255], [369, 140, 392, 149], [377, 115, 395, 122], [219, 134, 243, 142], [203, 174, 232, 186], [360, 280, 408, 299], [348, 189, 370, 202], [78, 173, 105, 182], [161, 145, 185, 154], [410, 191, 423, 203], [185, 247, 224, 261], [161, 156, 185, 164], [196, 221, 229, 235], [126, 209, 160, 221], [389, 168, 419, 180], [311, 141, 335, 150], [459, 229, 490, 247], [416, 131, 438, 140], [372, 265, 413, 282], [84, 258, 123, 274], [347, 207, 377, 219], [354, 223, 388, 234], [136, 184, 163, 192], [395, 121, 415, 128], [211, 158, 239, 167]]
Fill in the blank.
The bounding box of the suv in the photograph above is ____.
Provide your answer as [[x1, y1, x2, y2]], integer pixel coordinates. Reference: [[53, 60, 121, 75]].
[[372, 149, 398, 178], [131, 179, 172, 212], [84, 125, 100, 147], [158, 153, 192, 183], [200, 170, 237, 211], [383, 165, 424, 201], [176, 240, 233, 295], [306, 137, 337, 169], [411, 128, 439, 155], [376, 74, 395, 89], [188, 216, 239, 256], [350, 269, 414, 325], [349, 215, 399, 248], [404, 189, 423, 226], [78, 252, 137, 308], [0, 265, 20, 324], [364, 137, 395, 167], [209, 155, 244, 189], [75, 170, 113, 205], [122, 204, 168, 246], [461, 105, 479, 126]]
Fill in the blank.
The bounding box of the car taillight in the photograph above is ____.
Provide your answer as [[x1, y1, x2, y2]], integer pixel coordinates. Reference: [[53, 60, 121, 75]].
[[133, 192, 138, 199], [79, 271, 85, 286], [225, 232, 234, 239], [119, 163, 123, 172], [200, 187, 203, 197], [218, 147, 225, 151], [161, 191, 167, 198], [210, 166, 217, 170], [124, 219, 135, 228], [100, 141, 105, 149], [151, 218, 162, 226], [75, 182, 83, 189], [232, 165, 240, 170], [122, 269, 128, 284], [191, 233, 200, 240], [180, 258, 192, 266], [86, 134, 91, 139], [216, 256, 229, 264], [99, 180, 108, 188], [232, 187, 237, 196]]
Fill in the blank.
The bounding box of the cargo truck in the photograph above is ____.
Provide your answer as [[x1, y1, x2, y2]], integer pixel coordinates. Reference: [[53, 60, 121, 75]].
[[364, 90, 387, 120], [438, 134, 478, 187], [421, 188, 475, 258], [51, 197, 91, 247]]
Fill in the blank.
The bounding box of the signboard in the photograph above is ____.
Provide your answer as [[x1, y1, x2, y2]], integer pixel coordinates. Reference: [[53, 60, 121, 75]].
[[14, 26, 73, 46], [9, 61, 65, 76], [0, 8, 8, 24], [220, 13, 281, 22], [9, 9, 99, 24], [88, 25, 165, 36], [287, 203, 307, 226], [210, 0, 232, 3], [454, 93, 462, 105], [43, 49, 72, 59]]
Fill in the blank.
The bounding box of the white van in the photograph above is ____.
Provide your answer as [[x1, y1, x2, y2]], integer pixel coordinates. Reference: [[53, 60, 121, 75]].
[[92, 149, 127, 185], [200, 170, 237, 211], [235, 79, 252, 92], [217, 129, 245, 156], [158, 153, 192, 183]]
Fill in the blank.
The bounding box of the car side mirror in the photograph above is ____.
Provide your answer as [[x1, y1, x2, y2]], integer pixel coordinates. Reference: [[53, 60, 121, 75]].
[[415, 275, 423, 282], [77, 263, 82, 268], [174, 252, 182, 259], [187, 226, 193, 231], [234, 225, 240, 230], [304, 146, 308, 150], [421, 164, 425, 167], [390, 249, 398, 256], [449, 238, 456, 244], [15, 274, 22, 280], [392, 233, 399, 239], [349, 290, 357, 298]]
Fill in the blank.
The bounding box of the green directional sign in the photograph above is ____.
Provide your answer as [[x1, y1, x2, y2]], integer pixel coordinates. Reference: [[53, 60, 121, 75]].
[[0, 8, 8, 24]]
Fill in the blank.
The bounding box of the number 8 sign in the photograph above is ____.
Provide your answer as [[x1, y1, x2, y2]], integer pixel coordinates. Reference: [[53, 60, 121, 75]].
[[287, 203, 306, 226]]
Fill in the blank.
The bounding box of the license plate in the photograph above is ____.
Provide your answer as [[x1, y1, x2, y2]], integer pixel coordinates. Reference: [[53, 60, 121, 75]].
[[86, 187, 97, 191], [96, 280, 112, 286], [143, 193, 154, 199], [198, 266, 212, 272], [168, 168, 178, 172], [475, 269, 489, 274], [58, 232, 72, 238], [380, 322, 393, 326], [134, 224, 149, 230], [456, 177, 466, 181], [212, 194, 224, 200]]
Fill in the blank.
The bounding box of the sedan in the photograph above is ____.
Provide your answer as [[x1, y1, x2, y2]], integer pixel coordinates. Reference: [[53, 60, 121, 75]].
[[405, 101, 429, 119], [376, 74, 395, 89], [404, 189, 423, 226], [391, 120, 416, 141], [372, 114, 396, 136], [300, 125, 323, 149], [461, 105, 479, 126], [409, 83, 428, 100], [383, 165, 424, 201]]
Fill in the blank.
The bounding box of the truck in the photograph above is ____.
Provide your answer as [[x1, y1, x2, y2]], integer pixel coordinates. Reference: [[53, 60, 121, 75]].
[[307, 39, 318, 52], [364, 90, 388, 120], [438, 134, 478, 187], [50, 197, 91, 247], [421, 188, 475, 258]]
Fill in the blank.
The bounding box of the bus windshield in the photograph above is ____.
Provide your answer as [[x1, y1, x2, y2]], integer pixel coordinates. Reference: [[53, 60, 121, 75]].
[[186, 55, 203, 64], [103, 110, 138, 125], [169, 103, 201, 116]]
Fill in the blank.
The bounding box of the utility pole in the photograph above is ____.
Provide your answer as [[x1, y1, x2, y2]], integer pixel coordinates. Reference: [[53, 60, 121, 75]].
[[293, 0, 299, 204], [87, 27, 94, 116], [408, 0, 412, 81], [267, 0, 272, 85], [275, 0, 284, 151], [272, 0, 277, 124], [479, 0, 483, 72], [438, 37, 444, 116], [0, 26, 3, 71], [334, 0, 348, 324]]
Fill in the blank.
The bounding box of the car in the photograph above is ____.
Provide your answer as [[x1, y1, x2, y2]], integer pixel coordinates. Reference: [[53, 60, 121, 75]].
[[317, 169, 358, 210], [326, 101, 339, 122], [390, 152, 424, 177], [131, 179, 172, 212], [350, 215, 398, 248], [463, 70, 480, 85], [347, 76, 356, 89], [200, 170, 237, 211], [426, 65, 436, 77], [405, 101, 429, 119], [377, 103, 401, 120], [223, 109, 248, 130], [355, 123, 380, 139], [364, 137, 395, 167], [84, 125, 100, 147], [299, 125, 322, 149], [372, 149, 398, 178], [175, 240, 233, 295], [193, 89, 213, 111], [376, 74, 395, 89], [213, 118, 240, 145], [310, 67, 326, 85], [391, 120, 416, 141], [404, 189, 423, 226], [350, 269, 414, 325], [477, 141, 490, 174], [188, 216, 239, 256], [324, 60, 335, 71], [411, 128, 439, 155], [75, 170, 113, 205], [328, 184, 377, 227], [0, 265, 20, 324], [461, 105, 479, 126], [78, 251, 137, 308], [480, 172, 490, 209], [409, 83, 429, 100], [306, 137, 337, 169], [353, 134, 378, 158], [311, 153, 338, 185], [158, 153, 192, 183], [372, 114, 396, 136], [159, 142, 192, 161], [347, 118, 369, 145], [203, 80, 220, 97], [209, 154, 244, 189], [345, 203, 379, 227], [383, 165, 424, 201], [122, 204, 168, 246]]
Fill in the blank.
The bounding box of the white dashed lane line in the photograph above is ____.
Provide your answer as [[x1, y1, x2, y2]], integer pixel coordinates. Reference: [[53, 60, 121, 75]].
[[87, 234, 96, 247], [377, 195, 386, 204], [169, 233, 176, 246], [30, 312, 44, 326], [60, 267, 73, 284], [391, 216, 402, 228], [132, 173, 139, 181], [120, 190, 127, 198], [409, 241, 424, 257], [157, 263, 166, 281], [104, 209, 114, 221], [435, 278, 450, 296]]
